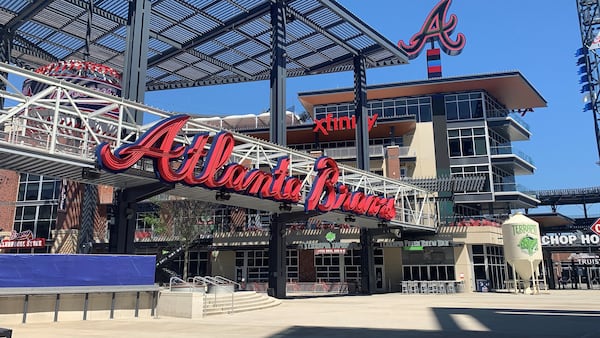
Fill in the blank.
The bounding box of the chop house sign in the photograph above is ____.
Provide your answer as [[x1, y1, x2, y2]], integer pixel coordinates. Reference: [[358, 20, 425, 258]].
[[97, 115, 396, 220]]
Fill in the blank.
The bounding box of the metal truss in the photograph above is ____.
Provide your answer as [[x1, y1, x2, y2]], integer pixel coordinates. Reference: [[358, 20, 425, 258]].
[[576, 0, 600, 162], [0, 63, 438, 231]]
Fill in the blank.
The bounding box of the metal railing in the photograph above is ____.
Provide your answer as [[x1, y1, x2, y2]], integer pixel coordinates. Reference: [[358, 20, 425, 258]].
[[323, 145, 384, 159], [169, 277, 196, 292], [486, 107, 531, 133], [490, 145, 535, 166]]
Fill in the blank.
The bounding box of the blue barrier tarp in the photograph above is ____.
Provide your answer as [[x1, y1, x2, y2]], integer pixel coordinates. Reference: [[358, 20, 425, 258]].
[[0, 254, 156, 287]]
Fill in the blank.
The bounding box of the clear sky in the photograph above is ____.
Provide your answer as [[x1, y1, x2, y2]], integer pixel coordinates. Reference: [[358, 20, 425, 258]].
[[144, 1, 599, 216]]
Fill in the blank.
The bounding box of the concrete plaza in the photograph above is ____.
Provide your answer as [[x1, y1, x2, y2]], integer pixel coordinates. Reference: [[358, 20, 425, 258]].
[[7, 290, 600, 338]]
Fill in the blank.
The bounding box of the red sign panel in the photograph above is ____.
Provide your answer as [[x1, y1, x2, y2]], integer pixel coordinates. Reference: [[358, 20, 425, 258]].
[[0, 230, 46, 249], [591, 218, 600, 236], [398, 0, 466, 60], [96, 115, 397, 221]]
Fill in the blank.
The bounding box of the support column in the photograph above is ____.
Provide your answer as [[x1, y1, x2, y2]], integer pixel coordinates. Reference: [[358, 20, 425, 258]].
[[109, 182, 173, 254], [543, 248, 556, 290], [268, 0, 288, 299], [78, 184, 98, 253], [122, 0, 151, 124], [360, 228, 375, 294], [268, 214, 286, 299], [269, 0, 287, 146], [431, 94, 453, 220], [0, 32, 11, 110], [353, 56, 369, 171]]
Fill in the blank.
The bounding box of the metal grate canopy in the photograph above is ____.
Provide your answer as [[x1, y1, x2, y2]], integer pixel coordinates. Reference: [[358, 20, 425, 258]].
[[0, 0, 408, 91]]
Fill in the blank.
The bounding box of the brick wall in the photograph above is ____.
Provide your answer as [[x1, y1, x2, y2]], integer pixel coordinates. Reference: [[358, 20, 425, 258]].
[[0, 170, 19, 231]]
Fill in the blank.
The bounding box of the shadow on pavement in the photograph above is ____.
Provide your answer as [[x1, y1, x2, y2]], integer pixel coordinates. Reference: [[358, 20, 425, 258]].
[[270, 308, 600, 338]]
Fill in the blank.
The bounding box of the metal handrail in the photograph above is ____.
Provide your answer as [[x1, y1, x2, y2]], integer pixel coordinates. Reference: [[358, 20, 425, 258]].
[[213, 276, 241, 287], [169, 276, 193, 292]]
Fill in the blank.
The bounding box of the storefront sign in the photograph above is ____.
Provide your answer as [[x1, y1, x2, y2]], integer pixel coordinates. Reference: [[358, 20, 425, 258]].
[[378, 239, 452, 248], [298, 242, 350, 250], [315, 248, 346, 255], [542, 233, 600, 247], [0, 230, 46, 249], [398, 0, 466, 59], [97, 115, 397, 220], [567, 253, 600, 265], [313, 114, 378, 136]]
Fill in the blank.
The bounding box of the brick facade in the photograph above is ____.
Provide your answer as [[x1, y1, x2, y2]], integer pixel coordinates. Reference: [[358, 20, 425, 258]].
[[0, 170, 19, 232]]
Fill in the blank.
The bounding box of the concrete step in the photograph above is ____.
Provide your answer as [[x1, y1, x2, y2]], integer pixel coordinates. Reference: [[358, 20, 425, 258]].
[[202, 292, 280, 316]]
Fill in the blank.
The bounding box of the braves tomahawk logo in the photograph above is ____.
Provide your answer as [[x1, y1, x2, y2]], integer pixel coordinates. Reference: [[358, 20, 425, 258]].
[[398, 0, 466, 59]]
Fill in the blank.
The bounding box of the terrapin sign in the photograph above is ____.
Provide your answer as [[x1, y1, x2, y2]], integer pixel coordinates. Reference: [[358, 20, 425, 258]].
[[96, 115, 397, 220]]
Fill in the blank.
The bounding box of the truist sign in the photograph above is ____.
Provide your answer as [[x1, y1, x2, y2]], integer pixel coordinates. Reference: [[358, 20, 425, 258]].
[[96, 115, 396, 221], [398, 0, 466, 60]]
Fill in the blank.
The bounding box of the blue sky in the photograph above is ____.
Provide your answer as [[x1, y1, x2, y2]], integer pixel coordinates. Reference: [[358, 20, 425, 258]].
[[145, 1, 596, 216]]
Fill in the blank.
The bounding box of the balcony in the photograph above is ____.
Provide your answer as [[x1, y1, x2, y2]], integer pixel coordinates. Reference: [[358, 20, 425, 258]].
[[323, 145, 384, 159], [396, 146, 417, 159], [487, 108, 531, 141], [493, 183, 539, 209], [490, 145, 535, 175]]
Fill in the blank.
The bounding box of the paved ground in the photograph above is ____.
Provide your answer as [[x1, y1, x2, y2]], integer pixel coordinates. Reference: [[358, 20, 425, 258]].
[[6, 290, 600, 338]]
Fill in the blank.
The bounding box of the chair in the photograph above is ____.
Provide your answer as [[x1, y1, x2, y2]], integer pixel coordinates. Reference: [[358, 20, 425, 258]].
[[437, 281, 446, 294], [409, 281, 418, 294], [420, 281, 428, 293], [446, 282, 456, 294], [428, 282, 438, 294], [401, 281, 408, 293]]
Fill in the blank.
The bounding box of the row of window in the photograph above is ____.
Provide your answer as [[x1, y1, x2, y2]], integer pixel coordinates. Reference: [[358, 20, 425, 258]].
[[13, 204, 58, 239], [314, 96, 433, 123], [17, 173, 61, 201], [448, 127, 487, 157], [313, 92, 491, 124], [291, 137, 401, 152], [445, 92, 484, 121]]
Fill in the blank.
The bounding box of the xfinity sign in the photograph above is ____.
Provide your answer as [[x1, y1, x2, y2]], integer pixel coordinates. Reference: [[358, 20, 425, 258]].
[[313, 114, 378, 136]]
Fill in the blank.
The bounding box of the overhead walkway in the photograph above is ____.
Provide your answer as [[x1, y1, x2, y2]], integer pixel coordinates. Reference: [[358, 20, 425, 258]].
[[0, 63, 438, 231]]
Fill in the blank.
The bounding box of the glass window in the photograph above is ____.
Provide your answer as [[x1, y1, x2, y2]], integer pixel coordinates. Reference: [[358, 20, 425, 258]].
[[446, 102, 458, 120], [23, 206, 36, 220], [449, 139, 461, 157], [458, 101, 471, 119], [41, 181, 56, 199], [25, 184, 39, 200], [395, 105, 406, 116], [408, 105, 418, 117], [471, 100, 483, 118], [419, 105, 431, 122], [461, 139, 474, 156], [474, 137, 487, 155]]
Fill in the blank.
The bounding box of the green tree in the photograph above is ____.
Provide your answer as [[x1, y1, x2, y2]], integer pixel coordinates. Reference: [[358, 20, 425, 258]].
[[142, 213, 165, 237], [156, 199, 215, 280]]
